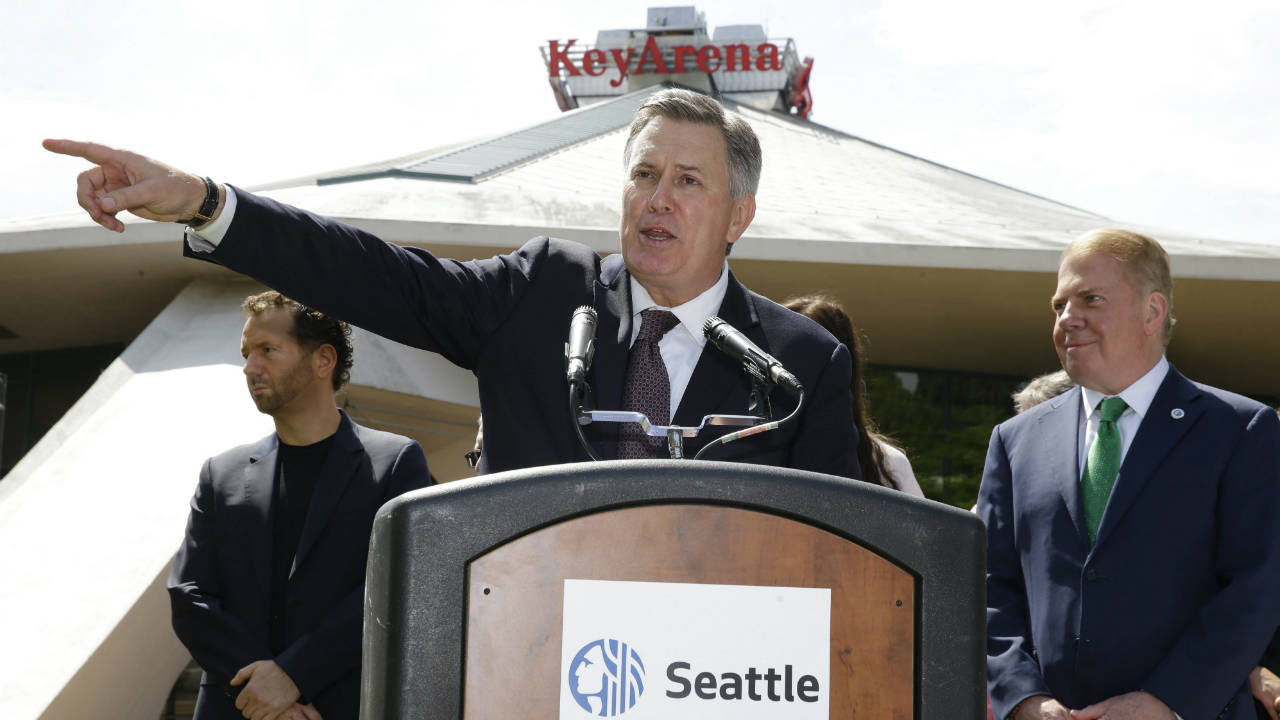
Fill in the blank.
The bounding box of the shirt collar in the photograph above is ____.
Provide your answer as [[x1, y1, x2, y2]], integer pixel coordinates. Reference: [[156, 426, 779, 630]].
[[1080, 355, 1169, 420], [629, 263, 730, 348]]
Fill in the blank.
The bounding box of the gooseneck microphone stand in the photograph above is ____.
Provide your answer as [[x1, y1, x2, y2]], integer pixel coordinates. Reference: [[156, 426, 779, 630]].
[[576, 407, 764, 459], [564, 310, 806, 460]]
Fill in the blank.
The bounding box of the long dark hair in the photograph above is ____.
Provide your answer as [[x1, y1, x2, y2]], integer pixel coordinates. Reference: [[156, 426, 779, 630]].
[[783, 294, 902, 490]]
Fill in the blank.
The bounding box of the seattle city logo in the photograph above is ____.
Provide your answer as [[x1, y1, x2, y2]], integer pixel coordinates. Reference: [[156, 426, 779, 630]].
[[567, 638, 646, 716]]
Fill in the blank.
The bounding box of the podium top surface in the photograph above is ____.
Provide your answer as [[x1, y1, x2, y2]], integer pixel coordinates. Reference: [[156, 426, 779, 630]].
[[381, 459, 981, 569]]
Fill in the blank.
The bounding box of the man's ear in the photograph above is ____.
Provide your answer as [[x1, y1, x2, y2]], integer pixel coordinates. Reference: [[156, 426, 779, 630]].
[[725, 194, 757, 251], [1144, 292, 1169, 337], [312, 344, 338, 380]]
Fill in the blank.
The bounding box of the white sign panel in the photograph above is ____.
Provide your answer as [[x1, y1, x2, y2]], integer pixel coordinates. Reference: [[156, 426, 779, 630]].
[[559, 579, 830, 719]]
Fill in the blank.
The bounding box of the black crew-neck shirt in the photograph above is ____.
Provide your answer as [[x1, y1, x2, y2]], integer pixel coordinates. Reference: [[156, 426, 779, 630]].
[[269, 433, 336, 654]]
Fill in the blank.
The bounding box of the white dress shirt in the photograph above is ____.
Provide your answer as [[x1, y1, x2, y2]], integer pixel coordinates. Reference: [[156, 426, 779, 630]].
[[1076, 356, 1170, 472], [628, 266, 730, 420]]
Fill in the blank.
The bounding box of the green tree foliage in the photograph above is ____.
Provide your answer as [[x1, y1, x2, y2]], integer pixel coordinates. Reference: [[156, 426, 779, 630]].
[[865, 367, 1021, 510]]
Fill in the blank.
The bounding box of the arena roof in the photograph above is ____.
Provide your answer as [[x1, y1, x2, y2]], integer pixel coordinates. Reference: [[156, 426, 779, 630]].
[[3, 84, 1278, 395]]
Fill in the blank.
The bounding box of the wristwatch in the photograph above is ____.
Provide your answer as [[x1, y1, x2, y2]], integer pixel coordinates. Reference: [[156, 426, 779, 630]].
[[182, 176, 219, 229]]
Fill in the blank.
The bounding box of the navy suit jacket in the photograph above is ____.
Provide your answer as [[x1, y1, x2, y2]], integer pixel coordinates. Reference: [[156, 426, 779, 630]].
[[167, 412, 431, 720], [186, 189, 861, 480], [977, 367, 1280, 720]]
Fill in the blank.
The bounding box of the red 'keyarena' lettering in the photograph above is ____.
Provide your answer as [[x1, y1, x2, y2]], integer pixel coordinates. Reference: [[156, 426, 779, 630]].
[[638, 36, 671, 74], [755, 42, 781, 71], [608, 47, 635, 87], [547, 39, 580, 77], [547, 40, 783, 80], [582, 48, 606, 76], [696, 45, 722, 73], [673, 45, 696, 73]]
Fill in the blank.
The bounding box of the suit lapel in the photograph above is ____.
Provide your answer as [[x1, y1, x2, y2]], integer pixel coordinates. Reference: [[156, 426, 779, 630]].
[[244, 435, 279, 602], [588, 255, 630, 455], [673, 271, 761, 426], [1092, 367, 1201, 549], [290, 411, 362, 577], [593, 253, 631, 414], [1037, 388, 1089, 547]]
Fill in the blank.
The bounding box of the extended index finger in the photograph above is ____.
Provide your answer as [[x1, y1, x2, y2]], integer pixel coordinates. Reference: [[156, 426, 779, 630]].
[[43, 138, 124, 165]]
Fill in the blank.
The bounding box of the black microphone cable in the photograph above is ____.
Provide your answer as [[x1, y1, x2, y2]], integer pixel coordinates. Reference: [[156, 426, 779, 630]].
[[692, 389, 805, 461], [569, 385, 602, 461]]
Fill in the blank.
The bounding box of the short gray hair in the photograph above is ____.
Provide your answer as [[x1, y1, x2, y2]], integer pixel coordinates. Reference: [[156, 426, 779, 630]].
[[1012, 369, 1074, 413], [623, 88, 762, 199]]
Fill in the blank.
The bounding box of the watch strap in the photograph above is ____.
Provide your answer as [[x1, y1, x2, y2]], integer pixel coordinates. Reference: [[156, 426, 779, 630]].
[[182, 176, 219, 228]]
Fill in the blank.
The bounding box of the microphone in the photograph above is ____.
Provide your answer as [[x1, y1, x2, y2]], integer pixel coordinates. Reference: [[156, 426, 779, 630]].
[[703, 316, 803, 395], [565, 305, 598, 386]]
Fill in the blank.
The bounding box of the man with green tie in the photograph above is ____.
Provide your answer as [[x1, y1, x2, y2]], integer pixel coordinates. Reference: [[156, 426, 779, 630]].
[[977, 229, 1280, 720]]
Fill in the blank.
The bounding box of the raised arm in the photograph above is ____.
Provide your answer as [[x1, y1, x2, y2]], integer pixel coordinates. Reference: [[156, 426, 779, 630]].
[[42, 138, 224, 231]]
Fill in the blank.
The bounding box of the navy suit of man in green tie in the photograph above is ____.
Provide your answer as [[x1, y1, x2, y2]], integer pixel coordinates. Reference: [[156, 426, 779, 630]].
[[977, 229, 1280, 720]]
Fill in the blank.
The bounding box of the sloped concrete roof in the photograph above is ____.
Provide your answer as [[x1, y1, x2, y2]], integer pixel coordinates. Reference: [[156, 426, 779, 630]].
[[196, 84, 1280, 276], [3, 85, 1278, 394], [5, 84, 1277, 267]]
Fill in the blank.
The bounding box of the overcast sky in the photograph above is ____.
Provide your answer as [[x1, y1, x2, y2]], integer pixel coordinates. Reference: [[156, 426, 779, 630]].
[[6, 0, 1277, 244]]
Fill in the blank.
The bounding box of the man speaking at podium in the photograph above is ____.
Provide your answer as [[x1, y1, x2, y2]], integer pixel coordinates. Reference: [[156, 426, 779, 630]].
[[46, 89, 860, 479]]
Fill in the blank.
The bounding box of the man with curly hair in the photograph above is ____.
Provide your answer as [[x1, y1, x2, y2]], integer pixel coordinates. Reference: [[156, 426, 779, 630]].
[[167, 291, 431, 720]]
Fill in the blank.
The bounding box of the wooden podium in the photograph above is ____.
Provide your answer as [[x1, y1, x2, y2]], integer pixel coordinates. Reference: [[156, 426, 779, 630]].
[[361, 460, 985, 719]]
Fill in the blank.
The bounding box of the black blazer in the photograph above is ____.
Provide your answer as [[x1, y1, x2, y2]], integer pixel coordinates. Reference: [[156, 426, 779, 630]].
[[187, 189, 861, 480], [167, 412, 431, 720]]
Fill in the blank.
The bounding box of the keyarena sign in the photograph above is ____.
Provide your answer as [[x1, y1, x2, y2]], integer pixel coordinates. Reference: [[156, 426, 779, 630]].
[[547, 37, 784, 88], [560, 579, 831, 719]]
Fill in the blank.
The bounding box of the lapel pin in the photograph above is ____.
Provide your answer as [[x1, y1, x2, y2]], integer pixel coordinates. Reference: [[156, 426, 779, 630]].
[[1171, 408, 1185, 419]]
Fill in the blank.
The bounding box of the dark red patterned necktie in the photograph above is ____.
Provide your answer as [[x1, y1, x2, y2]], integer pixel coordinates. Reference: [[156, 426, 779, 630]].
[[618, 309, 682, 459]]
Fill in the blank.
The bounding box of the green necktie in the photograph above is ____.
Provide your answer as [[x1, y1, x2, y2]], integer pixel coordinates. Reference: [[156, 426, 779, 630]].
[[1082, 396, 1128, 544]]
